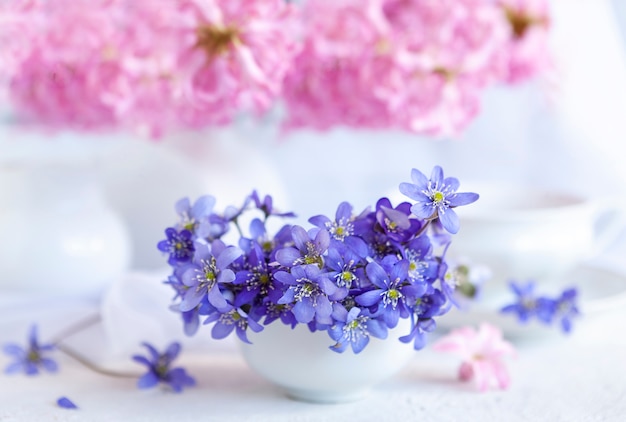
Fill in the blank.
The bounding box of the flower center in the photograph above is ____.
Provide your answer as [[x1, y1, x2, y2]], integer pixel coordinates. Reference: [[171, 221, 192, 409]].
[[504, 7, 539, 39], [195, 25, 239, 59], [261, 241, 273, 253], [382, 287, 403, 308], [303, 243, 324, 267], [27, 350, 41, 363], [521, 296, 536, 310], [294, 281, 319, 302], [195, 258, 219, 290], [326, 219, 353, 241], [433, 66, 455, 81], [432, 191, 445, 204]]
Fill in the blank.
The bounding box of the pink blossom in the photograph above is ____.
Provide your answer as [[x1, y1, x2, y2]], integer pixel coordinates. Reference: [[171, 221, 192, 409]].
[[493, 0, 553, 84], [432, 323, 516, 392], [148, 0, 300, 132], [282, 0, 513, 137], [1, 0, 123, 130], [1, 0, 299, 137]]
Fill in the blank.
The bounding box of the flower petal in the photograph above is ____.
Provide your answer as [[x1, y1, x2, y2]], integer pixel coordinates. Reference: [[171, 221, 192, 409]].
[[137, 371, 159, 389], [57, 397, 78, 409], [439, 208, 460, 234], [448, 192, 479, 207]]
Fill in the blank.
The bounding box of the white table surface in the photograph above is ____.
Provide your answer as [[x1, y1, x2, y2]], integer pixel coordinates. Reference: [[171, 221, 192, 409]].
[[1, 249, 625, 422]]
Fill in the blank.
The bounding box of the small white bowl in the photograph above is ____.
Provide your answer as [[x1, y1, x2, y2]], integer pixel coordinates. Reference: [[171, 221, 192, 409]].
[[239, 318, 415, 403]]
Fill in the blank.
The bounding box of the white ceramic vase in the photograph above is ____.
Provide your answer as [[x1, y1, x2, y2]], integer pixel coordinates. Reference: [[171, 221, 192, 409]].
[[239, 318, 415, 403], [0, 149, 131, 299]]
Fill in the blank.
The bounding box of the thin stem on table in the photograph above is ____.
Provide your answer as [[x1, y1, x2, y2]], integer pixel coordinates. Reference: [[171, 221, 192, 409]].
[[49, 312, 140, 379]]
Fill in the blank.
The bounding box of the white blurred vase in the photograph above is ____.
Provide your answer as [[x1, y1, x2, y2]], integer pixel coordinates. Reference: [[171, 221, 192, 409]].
[[99, 128, 290, 271], [0, 146, 131, 298]]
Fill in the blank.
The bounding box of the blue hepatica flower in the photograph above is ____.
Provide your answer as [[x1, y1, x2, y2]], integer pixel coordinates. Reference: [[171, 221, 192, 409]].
[[400, 289, 448, 350], [309, 201, 358, 242], [356, 260, 426, 328], [179, 240, 242, 312], [203, 305, 264, 344], [250, 190, 296, 219], [552, 288, 580, 334], [374, 198, 421, 243], [157, 228, 195, 266], [500, 281, 580, 333], [328, 307, 387, 354], [399, 166, 479, 234], [132, 342, 195, 393], [402, 235, 438, 286], [175, 195, 215, 235], [500, 280, 552, 324], [275, 264, 337, 325], [3, 325, 57, 376], [324, 242, 366, 296], [275, 225, 330, 268]]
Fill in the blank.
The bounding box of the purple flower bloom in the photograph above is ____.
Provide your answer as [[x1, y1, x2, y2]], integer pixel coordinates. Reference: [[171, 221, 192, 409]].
[[356, 260, 426, 328], [325, 242, 365, 295], [400, 289, 447, 350], [233, 246, 278, 307], [275, 225, 330, 268], [250, 190, 296, 219], [179, 240, 241, 312], [402, 236, 438, 286], [175, 195, 215, 235], [275, 264, 337, 324], [57, 397, 78, 409], [203, 306, 264, 344], [552, 287, 580, 333], [309, 201, 356, 242], [157, 228, 195, 266], [261, 301, 298, 327], [3, 325, 57, 376], [328, 307, 387, 354], [399, 166, 478, 234], [500, 281, 553, 324], [374, 198, 421, 243], [132, 342, 195, 393]]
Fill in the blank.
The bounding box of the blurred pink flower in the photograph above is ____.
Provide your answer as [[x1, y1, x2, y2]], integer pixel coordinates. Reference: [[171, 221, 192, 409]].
[[0, 0, 299, 137], [0, 0, 551, 138], [494, 0, 553, 83], [282, 0, 519, 137], [152, 0, 299, 132], [432, 323, 516, 392], [2, 0, 123, 130]]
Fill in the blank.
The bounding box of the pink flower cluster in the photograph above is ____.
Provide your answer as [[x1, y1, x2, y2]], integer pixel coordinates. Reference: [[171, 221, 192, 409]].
[[433, 323, 517, 392], [283, 0, 552, 136], [0, 0, 551, 138], [0, 0, 298, 137]]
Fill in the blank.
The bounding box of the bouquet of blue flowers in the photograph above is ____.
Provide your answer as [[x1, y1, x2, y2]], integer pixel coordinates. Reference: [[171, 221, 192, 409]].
[[158, 166, 478, 354]]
